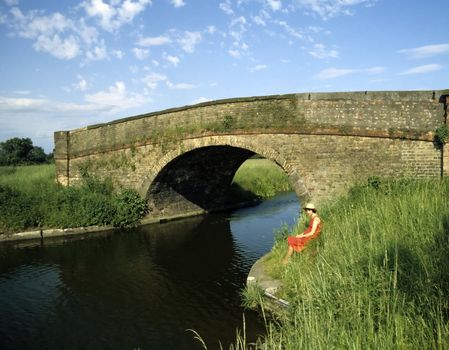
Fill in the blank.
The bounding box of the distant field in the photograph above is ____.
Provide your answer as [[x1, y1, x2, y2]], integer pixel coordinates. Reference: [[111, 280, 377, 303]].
[[232, 158, 292, 198], [0, 164, 55, 190]]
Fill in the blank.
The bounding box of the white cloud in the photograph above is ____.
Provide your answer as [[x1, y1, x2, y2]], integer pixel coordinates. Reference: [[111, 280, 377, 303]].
[[82, 0, 152, 32], [250, 64, 267, 72], [9, 9, 74, 38], [171, 0, 186, 8], [193, 97, 210, 104], [73, 75, 88, 91], [314, 67, 356, 79], [365, 66, 385, 74], [207, 25, 216, 34], [398, 44, 449, 59], [4, 0, 19, 6], [84, 81, 147, 110], [229, 49, 240, 58], [111, 49, 124, 59], [164, 54, 180, 66], [6, 7, 110, 61], [85, 43, 108, 61], [399, 64, 443, 75], [0, 95, 108, 114], [219, 0, 234, 15], [276, 20, 303, 39], [142, 72, 168, 89], [178, 31, 201, 53], [137, 35, 172, 46], [266, 0, 282, 11], [314, 66, 385, 79], [252, 15, 266, 26], [13, 90, 32, 95], [295, 0, 375, 20], [0, 90, 150, 152], [166, 81, 195, 89], [77, 19, 100, 46], [133, 47, 149, 60], [34, 34, 80, 60], [228, 39, 249, 58], [308, 43, 338, 59]]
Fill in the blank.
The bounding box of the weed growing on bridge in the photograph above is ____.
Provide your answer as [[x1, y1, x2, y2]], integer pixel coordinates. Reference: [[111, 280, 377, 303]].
[[237, 177, 449, 349], [435, 124, 449, 148]]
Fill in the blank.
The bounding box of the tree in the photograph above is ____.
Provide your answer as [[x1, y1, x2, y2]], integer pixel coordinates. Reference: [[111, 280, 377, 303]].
[[0, 137, 50, 166]]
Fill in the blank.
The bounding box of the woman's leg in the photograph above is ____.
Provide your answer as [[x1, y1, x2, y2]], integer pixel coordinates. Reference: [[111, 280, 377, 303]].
[[282, 246, 294, 264]]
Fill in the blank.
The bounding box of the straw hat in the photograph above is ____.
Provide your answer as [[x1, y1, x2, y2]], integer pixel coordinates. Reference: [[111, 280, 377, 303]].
[[303, 203, 316, 211]]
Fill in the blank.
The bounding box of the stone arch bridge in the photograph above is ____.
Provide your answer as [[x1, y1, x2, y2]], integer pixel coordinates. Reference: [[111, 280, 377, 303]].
[[55, 90, 448, 221]]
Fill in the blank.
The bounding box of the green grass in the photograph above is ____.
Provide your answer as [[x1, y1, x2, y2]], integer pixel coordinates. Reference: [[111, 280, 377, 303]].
[[232, 158, 292, 198], [0, 164, 148, 233], [238, 177, 449, 349], [0, 164, 55, 190]]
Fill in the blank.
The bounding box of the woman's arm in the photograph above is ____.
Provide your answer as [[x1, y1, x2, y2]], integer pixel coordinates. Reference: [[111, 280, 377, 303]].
[[297, 217, 320, 238]]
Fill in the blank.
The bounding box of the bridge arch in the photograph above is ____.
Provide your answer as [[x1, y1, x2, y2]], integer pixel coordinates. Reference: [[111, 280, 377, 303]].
[[139, 136, 309, 218]]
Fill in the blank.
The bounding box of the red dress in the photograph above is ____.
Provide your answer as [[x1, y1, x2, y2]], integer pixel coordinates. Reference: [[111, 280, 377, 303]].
[[287, 215, 322, 252]]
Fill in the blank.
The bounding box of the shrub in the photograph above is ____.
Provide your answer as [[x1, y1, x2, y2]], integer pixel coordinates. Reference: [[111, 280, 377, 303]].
[[111, 188, 149, 228]]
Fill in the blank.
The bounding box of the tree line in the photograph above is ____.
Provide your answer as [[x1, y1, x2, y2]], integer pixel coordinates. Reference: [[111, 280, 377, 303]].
[[0, 137, 53, 166]]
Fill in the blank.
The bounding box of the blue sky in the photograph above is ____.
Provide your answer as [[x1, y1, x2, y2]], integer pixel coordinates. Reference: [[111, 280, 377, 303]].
[[0, 0, 448, 152]]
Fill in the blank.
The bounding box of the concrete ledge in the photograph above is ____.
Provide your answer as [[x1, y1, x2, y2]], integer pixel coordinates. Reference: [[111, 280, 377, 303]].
[[0, 225, 115, 243], [247, 255, 290, 313]]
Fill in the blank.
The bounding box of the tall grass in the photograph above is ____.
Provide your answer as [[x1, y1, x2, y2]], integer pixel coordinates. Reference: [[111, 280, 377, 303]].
[[239, 178, 449, 349], [0, 164, 55, 190]]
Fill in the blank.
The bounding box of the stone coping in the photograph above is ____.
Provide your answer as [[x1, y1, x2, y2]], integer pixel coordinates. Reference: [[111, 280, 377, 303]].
[[247, 255, 290, 311], [0, 225, 116, 243], [68, 89, 447, 132]]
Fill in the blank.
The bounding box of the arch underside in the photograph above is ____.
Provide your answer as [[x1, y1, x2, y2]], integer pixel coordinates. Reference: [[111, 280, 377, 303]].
[[147, 145, 257, 218]]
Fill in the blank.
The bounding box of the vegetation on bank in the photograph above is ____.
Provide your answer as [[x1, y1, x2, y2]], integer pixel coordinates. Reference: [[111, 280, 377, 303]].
[[0, 158, 289, 234], [235, 177, 449, 349], [0, 164, 148, 234]]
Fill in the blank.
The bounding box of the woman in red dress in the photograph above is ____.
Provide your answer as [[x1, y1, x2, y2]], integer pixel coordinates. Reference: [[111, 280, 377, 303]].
[[282, 203, 322, 264]]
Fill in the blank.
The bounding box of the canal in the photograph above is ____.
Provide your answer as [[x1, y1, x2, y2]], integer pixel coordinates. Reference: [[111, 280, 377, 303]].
[[0, 192, 299, 350]]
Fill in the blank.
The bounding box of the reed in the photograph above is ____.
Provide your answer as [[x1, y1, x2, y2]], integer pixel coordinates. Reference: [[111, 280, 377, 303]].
[[238, 177, 449, 349]]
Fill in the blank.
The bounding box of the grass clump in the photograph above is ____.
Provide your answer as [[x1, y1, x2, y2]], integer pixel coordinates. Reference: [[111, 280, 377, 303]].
[[0, 164, 148, 234], [238, 177, 449, 349]]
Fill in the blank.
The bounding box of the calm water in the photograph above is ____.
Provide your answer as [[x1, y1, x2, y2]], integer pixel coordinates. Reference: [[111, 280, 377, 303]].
[[0, 192, 299, 350]]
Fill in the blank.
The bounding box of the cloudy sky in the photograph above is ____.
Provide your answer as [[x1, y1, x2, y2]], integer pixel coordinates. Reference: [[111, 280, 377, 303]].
[[0, 0, 448, 152]]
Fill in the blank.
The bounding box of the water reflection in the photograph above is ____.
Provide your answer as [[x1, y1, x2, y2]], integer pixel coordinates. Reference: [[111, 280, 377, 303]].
[[0, 192, 299, 350]]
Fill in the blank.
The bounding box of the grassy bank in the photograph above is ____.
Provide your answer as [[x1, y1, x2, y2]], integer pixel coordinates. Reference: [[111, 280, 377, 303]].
[[0, 164, 148, 234], [0, 158, 291, 234], [238, 177, 449, 349]]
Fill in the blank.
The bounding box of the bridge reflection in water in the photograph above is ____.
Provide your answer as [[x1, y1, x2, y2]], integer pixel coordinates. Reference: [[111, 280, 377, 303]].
[[0, 192, 299, 350]]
